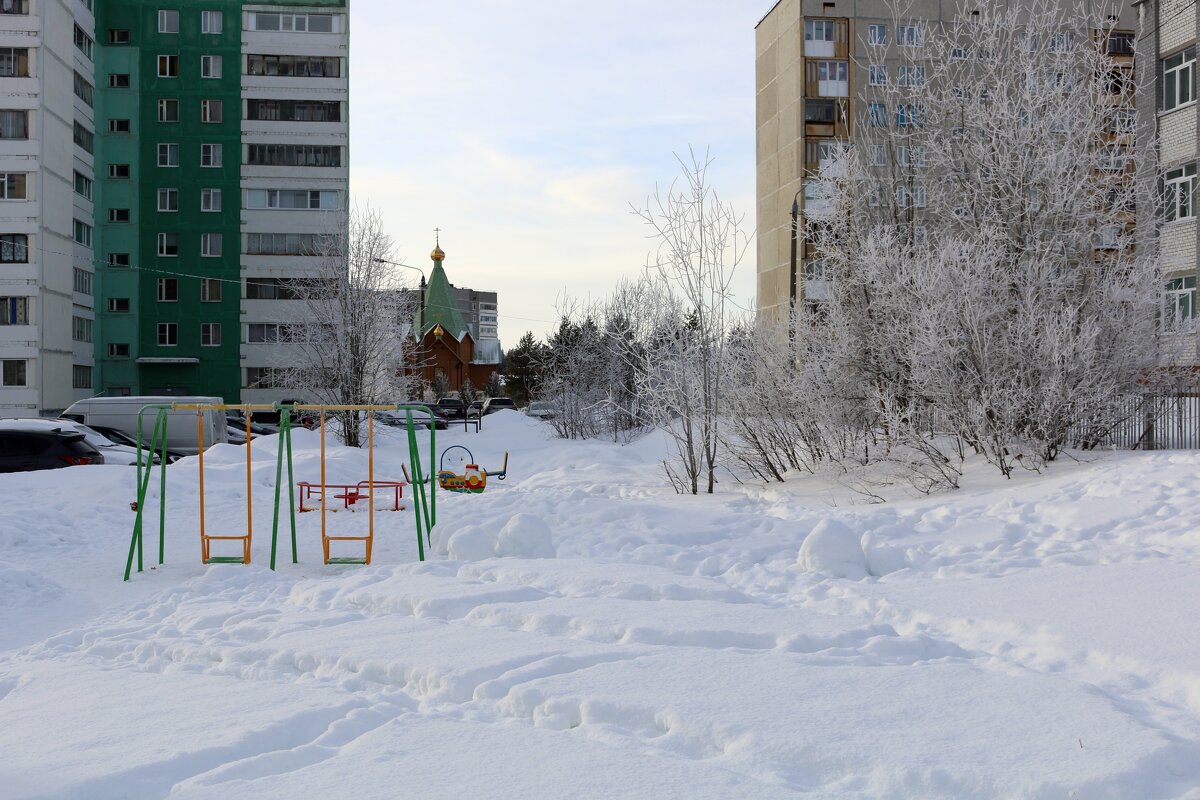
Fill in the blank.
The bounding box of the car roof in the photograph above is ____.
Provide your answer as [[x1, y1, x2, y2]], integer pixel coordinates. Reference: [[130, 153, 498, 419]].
[[0, 418, 84, 432]]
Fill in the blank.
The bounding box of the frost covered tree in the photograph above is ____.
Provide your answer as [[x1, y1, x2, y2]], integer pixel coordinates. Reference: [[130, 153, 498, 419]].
[[799, 0, 1161, 480], [283, 206, 420, 447]]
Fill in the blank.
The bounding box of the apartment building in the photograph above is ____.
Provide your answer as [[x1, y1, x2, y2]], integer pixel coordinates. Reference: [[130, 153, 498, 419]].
[[0, 0, 97, 416], [755, 0, 1137, 325], [92, 1, 348, 403]]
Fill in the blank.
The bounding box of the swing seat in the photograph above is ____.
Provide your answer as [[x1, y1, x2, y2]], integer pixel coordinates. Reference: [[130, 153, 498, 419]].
[[202, 534, 251, 565]]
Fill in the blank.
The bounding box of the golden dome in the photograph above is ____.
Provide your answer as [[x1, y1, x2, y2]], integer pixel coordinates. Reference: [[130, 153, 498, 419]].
[[431, 244, 445, 262]]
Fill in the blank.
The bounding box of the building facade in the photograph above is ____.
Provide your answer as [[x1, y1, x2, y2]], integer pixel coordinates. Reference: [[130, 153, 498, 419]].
[[92, 0, 348, 403], [0, 0, 97, 416]]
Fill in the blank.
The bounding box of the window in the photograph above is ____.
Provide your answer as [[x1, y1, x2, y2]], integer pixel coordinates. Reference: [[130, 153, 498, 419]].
[[73, 24, 93, 59], [108, 73, 130, 88], [2, 360, 26, 386], [72, 365, 92, 390], [108, 252, 131, 267], [869, 101, 888, 127], [157, 188, 178, 212], [244, 233, 321, 255], [1, 296, 30, 325], [244, 189, 339, 210], [201, 54, 222, 78], [867, 24, 886, 45], [157, 54, 178, 77], [157, 99, 178, 123], [108, 343, 130, 358], [247, 323, 295, 343], [805, 19, 835, 42], [897, 66, 925, 87], [157, 143, 179, 166], [0, 234, 28, 263], [73, 219, 92, 247], [201, 323, 221, 346], [1096, 146, 1129, 172], [109, 29, 131, 44], [108, 118, 130, 133], [1, 172, 27, 199], [157, 278, 178, 301], [869, 144, 887, 166], [109, 163, 131, 178], [868, 64, 887, 86], [897, 145, 926, 167], [73, 71, 93, 106], [74, 122, 94, 153], [157, 232, 178, 256], [157, 323, 177, 346], [201, 233, 222, 257], [897, 24, 923, 47], [71, 315, 92, 342], [108, 297, 130, 312], [200, 278, 222, 302], [804, 99, 836, 124], [108, 208, 130, 223], [200, 188, 221, 211], [201, 143, 223, 167], [245, 99, 341, 122], [1165, 276, 1197, 328], [0, 47, 29, 77], [73, 268, 92, 295], [1165, 163, 1196, 221], [813, 60, 848, 96], [1049, 31, 1074, 52], [1109, 109, 1136, 134], [0, 0, 29, 13], [245, 54, 342, 78], [1107, 31, 1134, 56], [895, 103, 921, 127], [896, 185, 927, 208], [951, 46, 969, 60], [247, 12, 339, 33], [201, 10, 223, 34], [245, 278, 299, 300], [201, 99, 222, 123], [246, 144, 341, 167], [1163, 48, 1196, 111], [1095, 224, 1122, 249], [158, 9, 179, 33], [0, 110, 28, 139]]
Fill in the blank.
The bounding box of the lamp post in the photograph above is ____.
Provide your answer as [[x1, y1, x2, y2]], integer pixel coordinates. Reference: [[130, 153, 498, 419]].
[[372, 256, 425, 282], [788, 187, 803, 342]]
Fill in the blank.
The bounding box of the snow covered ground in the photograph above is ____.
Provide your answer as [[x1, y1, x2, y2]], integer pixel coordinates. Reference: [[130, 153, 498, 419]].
[[1, 410, 1199, 799]]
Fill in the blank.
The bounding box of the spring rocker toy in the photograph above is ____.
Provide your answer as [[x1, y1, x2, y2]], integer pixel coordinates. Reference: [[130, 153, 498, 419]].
[[432, 445, 508, 494]]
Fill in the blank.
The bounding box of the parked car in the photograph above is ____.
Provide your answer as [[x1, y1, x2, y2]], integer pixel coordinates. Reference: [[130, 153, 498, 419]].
[[1, 419, 159, 466], [61, 396, 227, 455], [526, 401, 559, 420], [372, 409, 447, 430], [435, 397, 466, 420], [87, 424, 183, 462], [482, 397, 517, 415], [466, 401, 484, 419], [0, 427, 104, 473]]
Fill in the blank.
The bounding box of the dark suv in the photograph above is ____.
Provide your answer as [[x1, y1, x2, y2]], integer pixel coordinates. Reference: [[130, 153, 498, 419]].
[[0, 429, 104, 473], [482, 397, 517, 415], [435, 397, 466, 420]]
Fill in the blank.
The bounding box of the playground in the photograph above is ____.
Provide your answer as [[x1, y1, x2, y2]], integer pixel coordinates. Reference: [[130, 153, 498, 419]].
[[2, 411, 1200, 798]]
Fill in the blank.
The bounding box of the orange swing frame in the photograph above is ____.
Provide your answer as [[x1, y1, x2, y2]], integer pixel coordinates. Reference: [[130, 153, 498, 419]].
[[194, 406, 259, 564], [316, 406, 377, 565]]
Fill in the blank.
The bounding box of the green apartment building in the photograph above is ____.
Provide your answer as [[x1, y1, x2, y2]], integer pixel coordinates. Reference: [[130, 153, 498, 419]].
[[93, 0, 348, 401]]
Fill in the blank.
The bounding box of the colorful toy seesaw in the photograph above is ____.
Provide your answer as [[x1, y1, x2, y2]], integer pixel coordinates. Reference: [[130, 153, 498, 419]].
[[433, 445, 508, 494]]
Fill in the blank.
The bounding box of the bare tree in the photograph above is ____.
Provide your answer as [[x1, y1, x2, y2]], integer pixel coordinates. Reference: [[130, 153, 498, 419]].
[[284, 206, 420, 446]]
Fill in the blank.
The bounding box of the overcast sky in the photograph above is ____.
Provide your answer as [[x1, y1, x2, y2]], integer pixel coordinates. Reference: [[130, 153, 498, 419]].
[[349, 1, 760, 346]]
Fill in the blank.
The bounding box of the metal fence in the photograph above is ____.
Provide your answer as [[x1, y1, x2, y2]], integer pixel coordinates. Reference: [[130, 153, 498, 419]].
[[1069, 394, 1200, 450]]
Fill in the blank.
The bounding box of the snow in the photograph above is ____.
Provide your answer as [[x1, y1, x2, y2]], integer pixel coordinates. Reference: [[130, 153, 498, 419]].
[[2, 410, 1200, 798]]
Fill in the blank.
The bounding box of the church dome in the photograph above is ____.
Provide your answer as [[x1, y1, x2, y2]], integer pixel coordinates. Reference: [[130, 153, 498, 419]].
[[431, 244, 445, 262]]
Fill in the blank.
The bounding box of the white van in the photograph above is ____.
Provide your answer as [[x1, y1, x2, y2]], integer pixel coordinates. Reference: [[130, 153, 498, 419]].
[[60, 396, 228, 456]]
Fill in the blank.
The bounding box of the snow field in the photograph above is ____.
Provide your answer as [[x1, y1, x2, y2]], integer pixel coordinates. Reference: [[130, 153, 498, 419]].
[[1, 411, 1199, 798]]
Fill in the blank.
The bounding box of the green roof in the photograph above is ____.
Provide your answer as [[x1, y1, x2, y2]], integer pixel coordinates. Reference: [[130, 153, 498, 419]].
[[420, 262, 471, 341]]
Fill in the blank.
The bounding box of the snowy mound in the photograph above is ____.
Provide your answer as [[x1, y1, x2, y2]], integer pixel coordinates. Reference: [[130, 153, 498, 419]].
[[797, 518, 868, 579], [439, 512, 556, 561]]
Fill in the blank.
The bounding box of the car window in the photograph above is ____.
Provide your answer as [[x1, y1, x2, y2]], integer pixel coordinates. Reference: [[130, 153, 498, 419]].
[[0, 433, 51, 456]]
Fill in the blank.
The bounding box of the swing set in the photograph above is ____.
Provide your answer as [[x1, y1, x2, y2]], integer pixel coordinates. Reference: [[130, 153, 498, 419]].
[[123, 403, 438, 581]]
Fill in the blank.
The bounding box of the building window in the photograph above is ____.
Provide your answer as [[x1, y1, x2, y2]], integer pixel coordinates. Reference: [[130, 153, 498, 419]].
[[157, 188, 178, 212], [108, 297, 130, 312], [246, 54, 342, 78], [157, 143, 179, 166], [73, 268, 93, 295], [0, 0, 30, 14], [1165, 276, 1197, 328], [73, 219, 92, 247], [157, 232, 178, 256], [245, 99, 341, 122], [1107, 30, 1134, 56], [1163, 47, 1196, 112], [897, 66, 925, 87], [0, 110, 28, 139], [201, 322, 221, 346], [1, 296, 30, 325], [108, 343, 130, 358], [813, 60, 848, 96], [200, 278, 222, 302], [201, 99, 222, 123], [245, 189, 339, 210], [157, 323, 177, 346], [109, 29, 131, 44], [897, 24, 923, 47], [109, 118, 131, 133], [109, 163, 131, 178], [247, 12, 339, 33], [108, 208, 130, 223], [895, 103, 921, 127], [244, 232, 322, 256], [868, 64, 887, 86], [1, 172, 27, 199], [804, 19, 835, 42], [1049, 31, 1074, 53], [72, 315, 93, 342], [158, 9, 179, 33], [74, 122, 95, 153], [1095, 224, 1122, 249], [201, 54, 222, 78], [897, 145, 926, 167], [201, 143, 222, 167], [157, 278, 178, 301], [869, 144, 887, 166], [245, 277, 299, 300], [248, 323, 292, 343], [0, 47, 30, 77], [1108, 108, 1136, 134], [867, 24, 886, 45], [201, 10, 223, 34], [2, 359, 27, 386], [1165, 163, 1196, 221], [201, 233, 222, 257], [246, 144, 341, 167], [200, 188, 221, 212], [0, 234, 28, 263], [72, 365, 92, 389], [108, 73, 130, 88], [896, 185, 927, 208], [804, 99, 836, 124], [156, 98, 178, 123], [869, 101, 888, 127], [108, 253, 130, 267], [951, 46, 969, 60], [157, 54, 178, 77], [73, 71, 94, 107], [73, 24, 93, 59]]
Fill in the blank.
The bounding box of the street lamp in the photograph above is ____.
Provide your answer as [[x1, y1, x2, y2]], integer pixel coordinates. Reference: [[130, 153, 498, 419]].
[[788, 187, 803, 341], [373, 256, 425, 281]]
